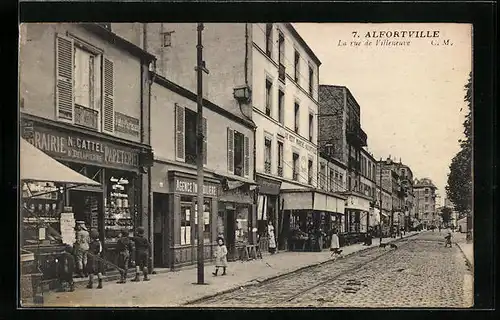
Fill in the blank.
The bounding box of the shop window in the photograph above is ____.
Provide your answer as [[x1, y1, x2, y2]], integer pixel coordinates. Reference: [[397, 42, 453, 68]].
[[308, 65, 314, 96], [194, 199, 211, 244], [104, 171, 136, 243], [235, 205, 249, 244], [180, 199, 192, 245]]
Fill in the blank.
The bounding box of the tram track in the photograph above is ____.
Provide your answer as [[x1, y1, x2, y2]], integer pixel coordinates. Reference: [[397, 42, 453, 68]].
[[190, 237, 414, 306]]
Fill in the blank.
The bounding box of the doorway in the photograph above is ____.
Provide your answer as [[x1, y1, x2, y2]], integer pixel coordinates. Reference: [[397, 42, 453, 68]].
[[153, 193, 169, 268], [226, 209, 236, 260], [69, 190, 102, 233]]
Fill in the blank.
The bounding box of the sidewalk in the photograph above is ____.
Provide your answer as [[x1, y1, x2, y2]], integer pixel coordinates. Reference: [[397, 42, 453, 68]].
[[27, 231, 420, 307], [453, 231, 474, 268]]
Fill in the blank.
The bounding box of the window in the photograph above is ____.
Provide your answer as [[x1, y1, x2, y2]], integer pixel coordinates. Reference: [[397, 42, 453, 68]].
[[425, 204, 429, 211], [294, 102, 300, 133], [265, 24, 273, 58], [264, 138, 272, 174], [425, 188, 429, 195], [292, 153, 299, 181], [308, 160, 313, 185], [320, 163, 326, 189], [278, 31, 285, 65], [294, 50, 300, 82], [278, 90, 285, 124], [265, 79, 272, 117], [308, 113, 314, 142], [425, 196, 429, 202], [175, 104, 207, 165], [329, 169, 334, 191], [308, 65, 314, 95], [227, 128, 249, 177], [277, 141, 284, 177], [194, 199, 211, 244], [348, 177, 352, 190], [180, 199, 192, 245], [162, 31, 174, 47]]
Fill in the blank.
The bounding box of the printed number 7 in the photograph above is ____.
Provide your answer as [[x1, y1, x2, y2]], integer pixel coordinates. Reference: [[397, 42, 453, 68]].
[[352, 31, 358, 38]]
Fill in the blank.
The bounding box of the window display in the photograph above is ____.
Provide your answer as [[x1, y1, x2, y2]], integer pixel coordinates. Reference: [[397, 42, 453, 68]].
[[235, 205, 249, 244], [194, 199, 211, 244], [180, 199, 191, 245], [104, 173, 135, 243], [21, 182, 63, 246]]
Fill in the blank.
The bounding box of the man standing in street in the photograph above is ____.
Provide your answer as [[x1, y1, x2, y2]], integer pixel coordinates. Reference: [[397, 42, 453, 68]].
[[74, 221, 90, 278], [131, 227, 151, 282]]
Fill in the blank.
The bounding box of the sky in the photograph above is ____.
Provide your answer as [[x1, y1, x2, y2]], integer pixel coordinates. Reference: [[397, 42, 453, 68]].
[[293, 23, 472, 204]]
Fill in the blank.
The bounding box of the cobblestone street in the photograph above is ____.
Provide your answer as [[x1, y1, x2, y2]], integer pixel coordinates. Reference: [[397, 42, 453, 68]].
[[191, 231, 473, 308]]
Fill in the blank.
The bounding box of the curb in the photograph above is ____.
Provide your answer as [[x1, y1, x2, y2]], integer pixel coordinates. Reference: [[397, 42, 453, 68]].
[[455, 241, 474, 272], [184, 232, 420, 305]]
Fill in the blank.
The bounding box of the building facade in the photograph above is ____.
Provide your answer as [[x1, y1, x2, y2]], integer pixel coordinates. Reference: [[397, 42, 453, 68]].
[[318, 85, 371, 237], [19, 23, 155, 279], [413, 178, 438, 228], [150, 74, 256, 269]]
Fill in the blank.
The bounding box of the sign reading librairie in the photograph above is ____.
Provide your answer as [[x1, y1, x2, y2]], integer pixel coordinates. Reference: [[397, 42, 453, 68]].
[[173, 177, 218, 197], [21, 120, 140, 170]]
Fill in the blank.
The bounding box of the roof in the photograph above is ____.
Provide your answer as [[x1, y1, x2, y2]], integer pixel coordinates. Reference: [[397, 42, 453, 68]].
[[81, 24, 156, 62], [286, 23, 321, 66]]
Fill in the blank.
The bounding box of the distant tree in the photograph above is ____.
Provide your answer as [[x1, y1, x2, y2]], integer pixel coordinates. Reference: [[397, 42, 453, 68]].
[[446, 72, 472, 216], [440, 207, 452, 226]]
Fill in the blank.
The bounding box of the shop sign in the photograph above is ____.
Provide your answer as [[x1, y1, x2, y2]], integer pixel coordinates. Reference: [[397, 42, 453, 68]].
[[22, 120, 140, 170], [220, 186, 253, 204], [174, 177, 218, 197], [115, 112, 140, 137], [256, 176, 281, 195], [285, 132, 316, 153]]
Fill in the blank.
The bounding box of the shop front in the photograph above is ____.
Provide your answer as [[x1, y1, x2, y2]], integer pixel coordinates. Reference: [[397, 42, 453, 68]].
[[343, 193, 372, 245], [255, 175, 282, 252], [151, 167, 220, 269], [20, 115, 152, 281], [281, 189, 346, 252], [218, 178, 256, 261]]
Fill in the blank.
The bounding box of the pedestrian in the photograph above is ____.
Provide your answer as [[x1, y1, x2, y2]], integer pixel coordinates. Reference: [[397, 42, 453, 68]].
[[439, 225, 441, 233], [365, 228, 373, 246], [56, 245, 76, 292], [330, 229, 342, 257], [74, 221, 90, 278], [444, 232, 453, 248], [131, 227, 151, 282], [212, 236, 228, 276], [86, 229, 104, 289], [267, 220, 277, 254], [116, 229, 135, 284]]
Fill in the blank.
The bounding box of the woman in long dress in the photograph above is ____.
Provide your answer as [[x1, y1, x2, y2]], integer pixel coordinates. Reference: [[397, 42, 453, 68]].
[[268, 220, 277, 254], [330, 229, 342, 257]]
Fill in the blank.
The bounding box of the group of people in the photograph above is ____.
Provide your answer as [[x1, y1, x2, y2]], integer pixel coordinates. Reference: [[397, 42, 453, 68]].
[[57, 221, 151, 292]]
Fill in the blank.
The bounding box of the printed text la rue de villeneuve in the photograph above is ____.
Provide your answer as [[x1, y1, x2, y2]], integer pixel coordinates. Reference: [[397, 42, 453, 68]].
[[338, 30, 453, 47]]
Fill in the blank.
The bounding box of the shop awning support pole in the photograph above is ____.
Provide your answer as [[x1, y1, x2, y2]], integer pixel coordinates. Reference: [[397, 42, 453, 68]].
[[195, 23, 209, 285]]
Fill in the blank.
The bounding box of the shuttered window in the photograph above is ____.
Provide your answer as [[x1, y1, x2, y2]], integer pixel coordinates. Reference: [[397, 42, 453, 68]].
[[244, 135, 249, 177], [202, 117, 207, 165], [175, 104, 185, 161], [227, 128, 234, 174], [103, 58, 114, 133], [56, 35, 74, 121]]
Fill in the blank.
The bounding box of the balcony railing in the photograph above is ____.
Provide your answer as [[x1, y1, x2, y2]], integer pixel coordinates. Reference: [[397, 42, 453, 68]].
[[293, 171, 299, 181], [265, 106, 271, 117], [74, 104, 98, 130], [348, 157, 361, 172], [277, 166, 283, 177], [278, 63, 286, 82], [264, 161, 271, 174], [308, 175, 313, 185]]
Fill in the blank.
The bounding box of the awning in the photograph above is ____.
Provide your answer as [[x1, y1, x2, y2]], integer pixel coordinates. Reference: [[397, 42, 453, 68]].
[[20, 138, 101, 186], [281, 189, 345, 214]]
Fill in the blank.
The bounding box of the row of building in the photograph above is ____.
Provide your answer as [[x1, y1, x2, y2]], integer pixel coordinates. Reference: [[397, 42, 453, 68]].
[[19, 23, 439, 274]]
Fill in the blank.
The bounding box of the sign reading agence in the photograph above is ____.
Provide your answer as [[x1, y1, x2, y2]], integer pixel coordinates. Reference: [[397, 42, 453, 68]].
[[174, 177, 218, 197]]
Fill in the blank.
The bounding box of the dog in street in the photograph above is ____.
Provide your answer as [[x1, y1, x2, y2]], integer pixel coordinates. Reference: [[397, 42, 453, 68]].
[[379, 243, 398, 249]]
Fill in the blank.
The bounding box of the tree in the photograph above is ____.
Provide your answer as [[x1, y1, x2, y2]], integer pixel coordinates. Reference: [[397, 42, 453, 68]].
[[446, 72, 472, 217], [440, 207, 452, 226]]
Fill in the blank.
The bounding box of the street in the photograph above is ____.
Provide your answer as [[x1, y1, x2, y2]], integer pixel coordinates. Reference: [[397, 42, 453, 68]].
[[189, 231, 473, 308]]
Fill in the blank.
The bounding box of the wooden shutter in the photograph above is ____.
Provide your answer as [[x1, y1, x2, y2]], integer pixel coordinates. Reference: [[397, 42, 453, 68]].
[[55, 35, 74, 121], [175, 104, 185, 161], [244, 135, 250, 177], [202, 117, 207, 165], [227, 128, 234, 174], [103, 57, 114, 133]]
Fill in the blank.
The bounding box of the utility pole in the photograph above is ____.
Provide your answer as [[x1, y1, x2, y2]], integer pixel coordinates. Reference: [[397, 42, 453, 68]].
[[196, 23, 209, 285], [378, 159, 383, 244]]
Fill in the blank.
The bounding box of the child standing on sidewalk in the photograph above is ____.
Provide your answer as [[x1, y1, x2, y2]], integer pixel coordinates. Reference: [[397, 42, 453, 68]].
[[213, 236, 228, 276], [86, 229, 104, 289], [131, 227, 151, 282]]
